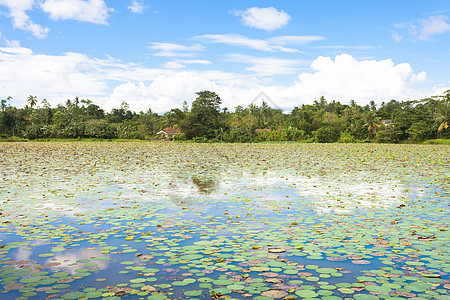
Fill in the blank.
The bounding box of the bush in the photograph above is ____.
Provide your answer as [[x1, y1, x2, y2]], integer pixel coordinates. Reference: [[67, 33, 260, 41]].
[[339, 132, 356, 143], [174, 133, 186, 141], [314, 127, 340, 143], [23, 124, 44, 140], [375, 128, 398, 143], [192, 136, 208, 143], [424, 139, 450, 145], [63, 122, 86, 138]]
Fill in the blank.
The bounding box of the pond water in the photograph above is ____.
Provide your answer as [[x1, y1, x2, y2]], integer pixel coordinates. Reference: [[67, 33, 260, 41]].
[[0, 142, 449, 300]]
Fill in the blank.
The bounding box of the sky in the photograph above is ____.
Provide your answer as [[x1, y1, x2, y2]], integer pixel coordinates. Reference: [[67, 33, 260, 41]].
[[0, 0, 450, 113]]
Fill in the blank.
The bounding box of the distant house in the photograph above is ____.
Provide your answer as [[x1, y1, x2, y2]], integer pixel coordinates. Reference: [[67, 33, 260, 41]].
[[381, 119, 394, 126], [156, 127, 181, 140]]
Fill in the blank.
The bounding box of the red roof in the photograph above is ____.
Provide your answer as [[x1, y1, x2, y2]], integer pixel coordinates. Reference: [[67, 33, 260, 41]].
[[162, 127, 181, 134]]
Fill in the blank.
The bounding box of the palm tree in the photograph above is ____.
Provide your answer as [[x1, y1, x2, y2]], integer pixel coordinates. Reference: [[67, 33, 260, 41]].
[[436, 93, 449, 131], [363, 111, 381, 139], [1, 99, 7, 112], [27, 95, 37, 109]]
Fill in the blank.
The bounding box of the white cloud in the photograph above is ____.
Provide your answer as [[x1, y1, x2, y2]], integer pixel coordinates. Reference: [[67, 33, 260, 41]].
[[164, 59, 212, 69], [40, 0, 110, 24], [196, 33, 299, 53], [0, 46, 108, 105], [268, 35, 325, 45], [391, 32, 403, 43], [419, 15, 450, 40], [285, 54, 428, 106], [180, 59, 212, 65], [108, 72, 219, 112], [128, 0, 144, 14], [393, 21, 417, 42], [0, 0, 49, 38], [163, 61, 186, 69], [0, 46, 436, 113], [148, 42, 204, 57], [393, 15, 450, 41], [234, 7, 290, 31], [4, 39, 21, 47], [227, 54, 306, 76], [315, 45, 377, 50]]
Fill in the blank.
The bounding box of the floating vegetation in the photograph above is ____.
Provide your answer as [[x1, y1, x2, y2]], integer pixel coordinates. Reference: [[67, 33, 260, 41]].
[[0, 142, 449, 299]]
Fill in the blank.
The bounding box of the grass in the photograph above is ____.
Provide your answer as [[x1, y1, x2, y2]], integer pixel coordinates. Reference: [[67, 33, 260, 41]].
[[27, 138, 148, 143], [1, 136, 449, 144], [424, 139, 450, 145], [0, 137, 28, 142]]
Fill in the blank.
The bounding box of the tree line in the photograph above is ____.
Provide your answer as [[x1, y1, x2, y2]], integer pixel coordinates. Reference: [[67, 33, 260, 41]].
[[0, 90, 449, 143]]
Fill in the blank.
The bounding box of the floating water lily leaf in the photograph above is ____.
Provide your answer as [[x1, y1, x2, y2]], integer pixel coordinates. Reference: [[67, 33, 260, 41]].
[[184, 290, 202, 296], [295, 289, 318, 297], [4, 283, 25, 290], [61, 291, 86, 299], [260, 289, 288, 298]]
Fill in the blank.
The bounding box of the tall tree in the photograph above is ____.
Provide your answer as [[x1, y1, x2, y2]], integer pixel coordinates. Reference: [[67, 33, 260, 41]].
[[363, 111, 381, 139], [436, 91, 450, 132], [27, 95, 38, 109], [182, 91, 222, 139]]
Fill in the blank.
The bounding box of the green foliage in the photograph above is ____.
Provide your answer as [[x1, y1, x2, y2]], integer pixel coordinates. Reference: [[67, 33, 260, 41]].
[[314, 127, 340, 143], [339, 131, 357, 143], [192, 136, 208, 143], [1, 91, 450, 143], [182, 91, 222, 139], [424, 138, 450, 145], [375, 127, 399, 144], [407, 121, 433, 142], [23, 124, 45, 139], [174, 133, 186, 141]]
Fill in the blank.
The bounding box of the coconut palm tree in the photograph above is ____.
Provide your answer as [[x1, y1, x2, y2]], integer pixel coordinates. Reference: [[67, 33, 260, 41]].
[[27, 95, 37, 109], [363, 110, 381, 139], [436, 91, 449, 132]]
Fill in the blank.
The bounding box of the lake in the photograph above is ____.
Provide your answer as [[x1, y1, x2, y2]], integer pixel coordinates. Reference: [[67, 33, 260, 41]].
[[0, 142, 449, 300]]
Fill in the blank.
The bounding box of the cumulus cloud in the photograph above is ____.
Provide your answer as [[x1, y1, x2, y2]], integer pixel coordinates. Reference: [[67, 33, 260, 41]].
[[0, 0, 49, 38], [234, 7, 290, 31], [108, 72, 219, 112], [40, 0, 110, 24], [0, 46, 108, 105], [128, 0, 144, 14], [393, 15, 450, 42], [0, 46, 435, 113], [285, 54, 427, 105]]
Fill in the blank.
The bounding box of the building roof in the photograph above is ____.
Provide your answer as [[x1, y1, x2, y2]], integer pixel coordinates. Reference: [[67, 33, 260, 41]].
[[162, 127, 181, 134]]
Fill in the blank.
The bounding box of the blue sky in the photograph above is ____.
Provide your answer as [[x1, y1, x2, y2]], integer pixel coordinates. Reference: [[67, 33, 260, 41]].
[[1, 0, 449, 112]]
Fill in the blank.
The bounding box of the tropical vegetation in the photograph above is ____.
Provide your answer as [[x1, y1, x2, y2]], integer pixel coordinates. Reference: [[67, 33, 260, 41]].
[[1, 90, 449, 143]]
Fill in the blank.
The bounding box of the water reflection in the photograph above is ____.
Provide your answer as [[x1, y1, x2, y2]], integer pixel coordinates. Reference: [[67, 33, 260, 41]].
[[191, 174, 219, 194], [44, 249, 110, 274]]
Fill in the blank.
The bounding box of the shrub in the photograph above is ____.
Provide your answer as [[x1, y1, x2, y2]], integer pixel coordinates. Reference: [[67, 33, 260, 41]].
[[23, 124, 44, 139], [339, 132, 356, 143], [314, 127, 339, 143], [192, 136, 208, 143], [174, 133, 186, 141]]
